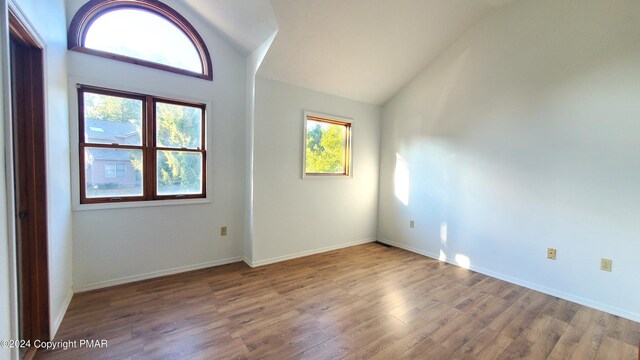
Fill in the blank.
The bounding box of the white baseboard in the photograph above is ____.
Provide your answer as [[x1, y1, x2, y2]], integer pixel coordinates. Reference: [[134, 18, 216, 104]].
[[378, 238, 640, 323], [243, 257, 255, 268], [74, 257, 243, 292], [51, 288, 73, 339], [250, 238, 377, 267]]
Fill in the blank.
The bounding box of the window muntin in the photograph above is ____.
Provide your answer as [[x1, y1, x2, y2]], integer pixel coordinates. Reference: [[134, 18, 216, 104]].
[[79, 86, 206, 203], [68, 0, 213, 80], [303, 113, 352, 177]]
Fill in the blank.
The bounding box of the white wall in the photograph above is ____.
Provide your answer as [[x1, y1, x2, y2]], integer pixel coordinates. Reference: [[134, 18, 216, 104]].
[[6, 0, 73, 339], [378, 0, 640, 321], [245, 32, 277, 264], [253, 77, 381, 265], [66, 0, 247, 290]]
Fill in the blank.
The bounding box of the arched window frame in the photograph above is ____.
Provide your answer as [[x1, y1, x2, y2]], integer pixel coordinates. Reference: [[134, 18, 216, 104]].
[[68, 0, 213, 81]]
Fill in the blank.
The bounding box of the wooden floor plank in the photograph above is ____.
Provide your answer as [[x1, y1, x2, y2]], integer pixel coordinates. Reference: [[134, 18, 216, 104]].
[[547, 325, 584, 360], [595, 336, 639, 360], [34, 243, 639, 359]]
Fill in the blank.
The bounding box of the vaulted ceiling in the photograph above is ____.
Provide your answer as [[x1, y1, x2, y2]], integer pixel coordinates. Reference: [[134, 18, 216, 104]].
[[182, 0, 278, 55], [177, 0, 515, 104]]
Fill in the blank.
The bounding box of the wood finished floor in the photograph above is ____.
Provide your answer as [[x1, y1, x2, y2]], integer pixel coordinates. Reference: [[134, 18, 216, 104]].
[[36, 243, 640, 360]]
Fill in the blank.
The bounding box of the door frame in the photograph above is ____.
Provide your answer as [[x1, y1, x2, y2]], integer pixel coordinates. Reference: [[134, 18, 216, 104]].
[[4, 2, 50, 355]]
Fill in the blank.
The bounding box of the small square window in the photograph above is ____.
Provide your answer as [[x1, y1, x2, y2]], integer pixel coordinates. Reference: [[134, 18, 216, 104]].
[[303, 112, 352, 178], [116, 162, 126, 177], [103, 162, 126, 178], [105, 162, 116, 178]]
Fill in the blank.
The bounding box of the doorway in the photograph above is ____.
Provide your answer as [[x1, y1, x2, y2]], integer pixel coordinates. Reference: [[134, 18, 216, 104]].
[[8, 8, 50, 357]]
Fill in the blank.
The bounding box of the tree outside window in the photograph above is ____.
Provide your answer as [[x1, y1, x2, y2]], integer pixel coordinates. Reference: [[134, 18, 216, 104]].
[[79, 86, 206, 203], [303, 112, 352, 178]]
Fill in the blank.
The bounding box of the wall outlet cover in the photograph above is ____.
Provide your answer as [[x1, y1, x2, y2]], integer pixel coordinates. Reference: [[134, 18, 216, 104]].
[[600, 258, 612, 272]]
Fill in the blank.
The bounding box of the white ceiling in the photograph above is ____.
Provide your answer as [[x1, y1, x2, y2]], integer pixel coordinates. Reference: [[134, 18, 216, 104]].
[[182, 0, 515, 104], [182, 0, 278, 55]]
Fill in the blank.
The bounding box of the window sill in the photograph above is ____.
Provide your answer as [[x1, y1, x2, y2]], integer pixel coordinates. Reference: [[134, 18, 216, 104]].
[[302, 174, 353, 180], [72, 197, 210, 211]]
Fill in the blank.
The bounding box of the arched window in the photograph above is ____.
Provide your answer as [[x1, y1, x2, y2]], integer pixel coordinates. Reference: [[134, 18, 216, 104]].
[[68, 0, 213, 80]]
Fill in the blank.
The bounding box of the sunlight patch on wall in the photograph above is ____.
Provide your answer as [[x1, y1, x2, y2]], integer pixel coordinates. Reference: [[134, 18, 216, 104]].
[[440, 222, 448, 245], [439, 249, 447, 262], [394, 153, 410, 206], [455, 254, 470, 269]]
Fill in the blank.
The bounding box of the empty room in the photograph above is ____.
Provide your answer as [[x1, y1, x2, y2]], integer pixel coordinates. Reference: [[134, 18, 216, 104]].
[[1, 0, 639, 359]]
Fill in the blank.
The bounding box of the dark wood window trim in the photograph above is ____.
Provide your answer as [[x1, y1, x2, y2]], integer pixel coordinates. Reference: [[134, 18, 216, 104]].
[[78, 85, 207, 204], [303, 113, 353, 178], [68, 0, 213, 81]]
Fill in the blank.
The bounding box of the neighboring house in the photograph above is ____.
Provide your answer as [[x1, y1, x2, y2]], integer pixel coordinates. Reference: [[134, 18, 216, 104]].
[[84, 118, 140, 189]]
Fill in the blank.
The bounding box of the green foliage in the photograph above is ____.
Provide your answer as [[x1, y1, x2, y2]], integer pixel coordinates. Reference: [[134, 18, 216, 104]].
[[85, 93, 141, 123], [86, 93, 203, 194], [305, 122, 346, 174], [158, 151, 201, 193], [129, 151, 143, 175], [307, 124, 324, 153], [156, 103, 201, 149], [156, 103, 202, 192]]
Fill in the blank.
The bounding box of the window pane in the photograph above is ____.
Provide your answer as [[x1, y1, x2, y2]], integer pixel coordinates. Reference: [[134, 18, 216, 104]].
[[116, 163, 126, 177], [84, 147, 143, 198], [156, 102, 202, 149], [157, 151, 202, 195], [83, 92, 142, 145], [105, 163, 116, 178], [305, 120, 348, 174], [84, 9, 202, 73]]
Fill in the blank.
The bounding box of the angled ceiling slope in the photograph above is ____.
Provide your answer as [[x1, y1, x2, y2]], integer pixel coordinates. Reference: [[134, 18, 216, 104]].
[[101, 0, 514, 105], [182, 0, 278, 55], [259, 0, 514, 105]]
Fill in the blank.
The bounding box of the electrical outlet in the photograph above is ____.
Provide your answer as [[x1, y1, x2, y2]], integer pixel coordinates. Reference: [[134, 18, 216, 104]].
[[409, 220, 415, 228], [600, 258, 612, 272], [220, 226, 227, 236], [547, 248, 556, 260]]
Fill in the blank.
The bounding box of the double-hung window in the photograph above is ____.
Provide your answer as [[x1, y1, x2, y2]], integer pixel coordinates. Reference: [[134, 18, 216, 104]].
[[78, 86, 206, 203]]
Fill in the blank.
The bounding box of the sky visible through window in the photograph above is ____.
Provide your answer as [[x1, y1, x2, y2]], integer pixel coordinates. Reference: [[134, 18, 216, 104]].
[[84, 9, 202, 73]]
